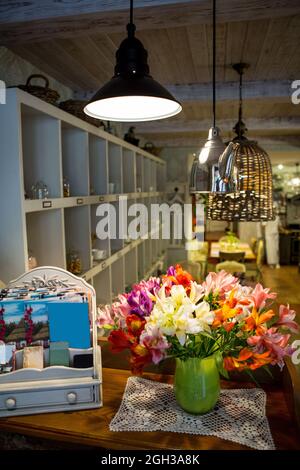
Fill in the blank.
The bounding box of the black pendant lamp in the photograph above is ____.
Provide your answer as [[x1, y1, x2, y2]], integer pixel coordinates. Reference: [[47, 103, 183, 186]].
[[84, 0, 182, 122], [207, 63, 274, 221], [189, 0, 227, 194]]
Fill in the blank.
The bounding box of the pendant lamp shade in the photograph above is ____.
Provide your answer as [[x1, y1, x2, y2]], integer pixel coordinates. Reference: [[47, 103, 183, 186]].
[[84, 18, 181, 122], [207, 139, 274, 221], [207, 63, 274, 221], [190, 127, 226, 193], [189, 0, 226, 194]]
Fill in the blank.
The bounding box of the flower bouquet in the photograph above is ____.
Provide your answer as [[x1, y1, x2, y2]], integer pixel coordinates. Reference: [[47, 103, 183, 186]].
[[98, 265, 299, 414]]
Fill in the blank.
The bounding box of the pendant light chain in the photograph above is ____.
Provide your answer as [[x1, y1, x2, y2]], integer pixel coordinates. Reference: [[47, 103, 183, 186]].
[[130, 0, 134, 26], [127, 0, 135, 36], [213, 0, 216, 128], [238, 67, 243, 138]]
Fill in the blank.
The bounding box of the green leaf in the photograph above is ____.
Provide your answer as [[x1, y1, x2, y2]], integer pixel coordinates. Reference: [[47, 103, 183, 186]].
[[214, 351, 229, 379], [245, 369, 260, 387]]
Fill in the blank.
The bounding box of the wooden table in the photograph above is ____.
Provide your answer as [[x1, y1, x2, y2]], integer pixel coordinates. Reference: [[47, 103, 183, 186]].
[[210, 242, 256, 260], [0, 367, 299, 450]]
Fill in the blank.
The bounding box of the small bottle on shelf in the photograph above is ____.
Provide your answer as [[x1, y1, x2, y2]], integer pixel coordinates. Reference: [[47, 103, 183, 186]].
[[67, 250, 82, 275], [63, 177, 70, 197]]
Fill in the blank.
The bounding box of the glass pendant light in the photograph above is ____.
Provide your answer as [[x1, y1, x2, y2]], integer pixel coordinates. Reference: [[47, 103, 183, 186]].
[[190, 0, 226, 194], [84, 0, 182, 122], [207, 63, 274, 221]]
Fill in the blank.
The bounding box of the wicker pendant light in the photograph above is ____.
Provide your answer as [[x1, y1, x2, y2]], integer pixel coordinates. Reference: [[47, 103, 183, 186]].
[[207, 63, 274, 221], [189, 0, 226, 194]]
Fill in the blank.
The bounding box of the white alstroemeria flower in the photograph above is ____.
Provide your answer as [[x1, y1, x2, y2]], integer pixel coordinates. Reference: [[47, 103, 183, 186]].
[[194, 301, 215, 331], [189, 281, 205, 304], [173, 303, 205, 345], [170, 284, 187, 305], [149, 300, 177, 336]]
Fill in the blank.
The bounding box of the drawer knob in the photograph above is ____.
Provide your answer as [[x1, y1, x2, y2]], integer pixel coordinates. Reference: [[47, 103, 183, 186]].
[[67, 392, 77, 404], [5, 398, 16, 410]]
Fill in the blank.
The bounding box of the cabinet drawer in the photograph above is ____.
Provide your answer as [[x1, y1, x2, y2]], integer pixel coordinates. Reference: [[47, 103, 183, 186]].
[[0, 384, 94, 412]]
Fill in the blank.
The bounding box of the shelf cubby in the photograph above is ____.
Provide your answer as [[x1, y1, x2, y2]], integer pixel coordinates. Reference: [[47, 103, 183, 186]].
[[152, 239, 158, 264], [93, 267, 112, 305], [150, 160, 157, 192], [123, 149, 136, 193], [26, 210, 65, 269], [89, 135, 108, 195], [143, 158, 151, 192], [157, 163, 166, 191], [111, 258, 125, 299], [61, 123, 89, 196], [90, 203, 111, 260], [64, 206, 92, 273], [124, 248, 138, 290], [108, 143, 122, 194], [136, 155, 144, 193], [110, 201, 124, 254], [21, 105, 62, 199], [137, 243, 145, 279], [144, 239, 152, 273]]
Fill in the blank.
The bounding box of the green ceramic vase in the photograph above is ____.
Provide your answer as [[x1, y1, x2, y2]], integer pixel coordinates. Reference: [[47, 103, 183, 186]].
[[174, 355, 220, 414]]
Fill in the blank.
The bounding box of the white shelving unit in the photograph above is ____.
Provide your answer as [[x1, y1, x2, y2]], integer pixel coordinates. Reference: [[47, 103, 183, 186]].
[[0, 88, 167, 303]]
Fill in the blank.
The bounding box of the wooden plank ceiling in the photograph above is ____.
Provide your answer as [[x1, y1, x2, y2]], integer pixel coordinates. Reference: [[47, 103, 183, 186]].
[[1, 0, 300, 153]]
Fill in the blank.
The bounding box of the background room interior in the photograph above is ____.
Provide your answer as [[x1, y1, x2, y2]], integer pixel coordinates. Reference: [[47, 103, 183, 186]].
[[0, 0, 300, 453]]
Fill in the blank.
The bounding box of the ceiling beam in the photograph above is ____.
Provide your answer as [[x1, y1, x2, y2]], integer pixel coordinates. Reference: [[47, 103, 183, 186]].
[[134, 117, 300, 135], [0, 1, 196, 23], [1, 0, 300, 44], [75, 79, 294, 102], [149, 136, 300, 150]]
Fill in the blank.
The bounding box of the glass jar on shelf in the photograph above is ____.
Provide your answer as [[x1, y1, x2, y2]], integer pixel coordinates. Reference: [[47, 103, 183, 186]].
[[63, 177, 70, 197], [31, 181, 49, 199], [67, 250, 82, 275]]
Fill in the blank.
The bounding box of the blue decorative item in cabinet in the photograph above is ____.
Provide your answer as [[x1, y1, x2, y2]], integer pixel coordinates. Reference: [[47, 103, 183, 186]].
[[48, 302, 91, 349]]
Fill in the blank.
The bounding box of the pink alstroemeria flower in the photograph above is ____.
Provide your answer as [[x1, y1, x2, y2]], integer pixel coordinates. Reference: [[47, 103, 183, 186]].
[[96, 305, 115, 328], [116, 294, 132, 316], [202, 270, 238, 297], [251, 283, 277, 310], [275, 304, 299, 333], [140, 324, 169, 364], [247, 326, 292, 369]]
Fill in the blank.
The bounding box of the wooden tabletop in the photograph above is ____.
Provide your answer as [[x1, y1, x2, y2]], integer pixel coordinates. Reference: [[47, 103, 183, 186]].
[[0, 367, 299, 450], [210, 242, 256, 260]]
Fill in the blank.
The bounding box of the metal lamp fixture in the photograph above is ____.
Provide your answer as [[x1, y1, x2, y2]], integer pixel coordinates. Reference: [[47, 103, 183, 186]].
[[84, 0, 182, 122], [207, 63, 274, 221], [190, 0, 226, 194]]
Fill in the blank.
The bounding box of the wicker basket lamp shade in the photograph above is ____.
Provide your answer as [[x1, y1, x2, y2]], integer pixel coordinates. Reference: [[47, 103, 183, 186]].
[[207, 63, 274, 221], [207, 139, 274, 221]]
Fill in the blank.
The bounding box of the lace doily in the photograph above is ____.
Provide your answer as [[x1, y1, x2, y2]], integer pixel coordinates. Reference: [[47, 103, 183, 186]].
[[110, 377, 275, 450]]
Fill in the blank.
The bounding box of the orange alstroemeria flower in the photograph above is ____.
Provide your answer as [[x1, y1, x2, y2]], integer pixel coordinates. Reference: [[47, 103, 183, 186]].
[[224, 347, 253, 371], [126, 314, 146, 336], [130, 344, 152, 375], [163, 264, 193, 292], [223, 322, 235, 333], [212, 292, 241, 328], [249, 350, 272, 370], [108, 330, 135, 353], [244, 307, 275, 332]]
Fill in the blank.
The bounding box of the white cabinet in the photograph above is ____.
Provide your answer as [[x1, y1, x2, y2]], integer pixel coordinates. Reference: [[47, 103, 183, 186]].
[[0, 88, 167, 301], [0, 267, 102, 417]]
